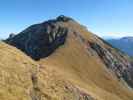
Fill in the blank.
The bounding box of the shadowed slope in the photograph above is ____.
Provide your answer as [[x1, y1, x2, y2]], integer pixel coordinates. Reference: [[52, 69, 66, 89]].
[[6, 16, 70, 60]]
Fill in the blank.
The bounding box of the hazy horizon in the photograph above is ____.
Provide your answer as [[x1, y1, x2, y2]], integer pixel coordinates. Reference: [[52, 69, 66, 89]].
[[0, 0, 133, 39]]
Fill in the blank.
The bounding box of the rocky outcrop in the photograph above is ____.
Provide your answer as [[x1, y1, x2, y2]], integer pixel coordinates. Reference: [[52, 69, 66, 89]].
[[89, 41, 133, 88], [56, 15, 73, 22], [9, 33, 16, 39], [6, 16, 70, 60]]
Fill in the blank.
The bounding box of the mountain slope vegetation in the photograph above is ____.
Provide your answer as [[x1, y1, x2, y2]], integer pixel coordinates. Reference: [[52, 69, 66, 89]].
[[4, 15, 133, 100], [0, 42, 96, 100]]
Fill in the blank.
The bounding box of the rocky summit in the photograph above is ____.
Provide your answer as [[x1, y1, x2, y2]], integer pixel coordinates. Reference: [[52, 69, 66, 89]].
[[6, 15, 72, 60], [3, 15, 133, 100]]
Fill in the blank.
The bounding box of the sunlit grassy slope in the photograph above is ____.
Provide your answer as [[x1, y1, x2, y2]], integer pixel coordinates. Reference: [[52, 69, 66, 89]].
[[39, 21, 133, 100], [0, 42, 96, 100], [0, 42, 38, 100]]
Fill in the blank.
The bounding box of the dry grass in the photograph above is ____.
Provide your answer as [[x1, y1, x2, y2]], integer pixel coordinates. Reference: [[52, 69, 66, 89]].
[[0, 42, 95, 100], [1, 20, 133, 100], [0, 42, 38, 100], [39, 21, 133, 100]]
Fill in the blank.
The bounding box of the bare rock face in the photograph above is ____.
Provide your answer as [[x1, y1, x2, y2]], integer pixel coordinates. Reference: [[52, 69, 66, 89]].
[[9, 33, 16, 38], [88, 41, 133, 88], [56, 15, 72, 22], [6, 16, 71, 60]]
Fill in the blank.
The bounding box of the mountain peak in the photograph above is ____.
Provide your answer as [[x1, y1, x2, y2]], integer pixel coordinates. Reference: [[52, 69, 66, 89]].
[[56, 15, 73, 22], [6, 16, 73, 60], [5, 15, 87, 60], [121, 36, 133, 42], [3, 15, 133, 99]]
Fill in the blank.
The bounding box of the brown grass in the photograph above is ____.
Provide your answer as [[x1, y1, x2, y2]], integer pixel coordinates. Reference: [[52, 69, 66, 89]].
[[0, 42, 96, 100], [39, 21, 133, 100]]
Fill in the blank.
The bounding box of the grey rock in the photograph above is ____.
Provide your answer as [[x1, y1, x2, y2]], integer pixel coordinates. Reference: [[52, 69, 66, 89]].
[[6, 17, 68, 60]]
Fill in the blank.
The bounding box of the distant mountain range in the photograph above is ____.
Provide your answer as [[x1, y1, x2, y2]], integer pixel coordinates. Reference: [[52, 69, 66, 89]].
[[107, 37, 133, 56]]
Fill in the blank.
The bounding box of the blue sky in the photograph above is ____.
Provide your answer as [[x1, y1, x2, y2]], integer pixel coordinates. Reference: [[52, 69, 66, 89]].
[[0, 0, 133, 39]]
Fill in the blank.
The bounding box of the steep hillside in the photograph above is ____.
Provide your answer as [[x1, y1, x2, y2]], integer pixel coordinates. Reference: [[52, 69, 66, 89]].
[[6, 15, 133, 100], [0, 42, 37, 100], [0, 42, 96, 100], [107, 37, 133, 56]]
